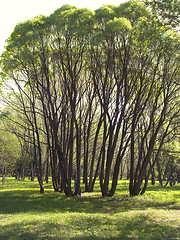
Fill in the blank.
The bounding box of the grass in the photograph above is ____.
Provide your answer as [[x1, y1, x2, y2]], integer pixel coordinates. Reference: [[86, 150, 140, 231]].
[[0, 178, 179, 240]]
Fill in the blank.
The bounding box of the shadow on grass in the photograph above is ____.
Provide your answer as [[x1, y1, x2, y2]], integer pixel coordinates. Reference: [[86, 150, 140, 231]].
[[146, 184, 180, 192], [0, 187, 179, 215], [0, 180, 179, 240], [0, 212, 179, 240]]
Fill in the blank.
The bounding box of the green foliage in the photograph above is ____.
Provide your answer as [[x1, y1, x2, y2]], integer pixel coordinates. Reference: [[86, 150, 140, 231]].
[[144, 0, 180, 28], [116, 0, 152, 24], [6, 15, 46, 51], [1, 15, 47, 75], [53, 4, 77, 16], [95, 4, 116, 21], [106, 17, 132, 33], [50, 6, 95, 37], [161, 29, 180, 52], [0, 127, 20, 177]]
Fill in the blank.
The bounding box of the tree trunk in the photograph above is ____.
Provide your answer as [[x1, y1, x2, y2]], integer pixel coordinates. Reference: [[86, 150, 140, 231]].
[[156, 159, 163, 186]]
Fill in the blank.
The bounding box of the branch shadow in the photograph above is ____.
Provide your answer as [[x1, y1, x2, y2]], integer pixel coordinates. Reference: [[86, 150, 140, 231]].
[[0, 188, 179, 215], [0, 213, 179, 240]]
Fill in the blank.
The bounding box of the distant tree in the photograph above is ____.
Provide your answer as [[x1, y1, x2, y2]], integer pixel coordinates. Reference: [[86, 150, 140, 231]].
[[0, 112, 20, 184]]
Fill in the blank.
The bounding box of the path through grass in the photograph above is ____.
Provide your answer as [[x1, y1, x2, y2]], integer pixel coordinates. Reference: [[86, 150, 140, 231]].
[[0, 178, 179, 239]]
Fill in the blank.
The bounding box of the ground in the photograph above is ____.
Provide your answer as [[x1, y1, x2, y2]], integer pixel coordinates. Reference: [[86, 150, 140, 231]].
[[0, 178, 179, 239]]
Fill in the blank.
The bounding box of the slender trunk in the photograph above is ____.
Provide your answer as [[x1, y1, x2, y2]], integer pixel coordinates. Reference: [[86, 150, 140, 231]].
[[151, 166, 155, 185], [129, 123, 135, 195], [2, 166, 5, 185], [74, 120, 81, 196], [109, 124, 130, 196], [45, 147, 49, 184], [88, 116, 103, 191], [156, 159, 163, 186], [100, 116, 108, 196]]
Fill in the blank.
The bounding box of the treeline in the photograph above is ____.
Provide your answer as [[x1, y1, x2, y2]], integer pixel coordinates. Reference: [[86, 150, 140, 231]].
[[0, 0, 179, 196]]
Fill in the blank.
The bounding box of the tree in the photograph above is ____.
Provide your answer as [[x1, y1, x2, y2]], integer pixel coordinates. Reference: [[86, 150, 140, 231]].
[[128, 17, 180, 195], [0, 16, 48, 193]]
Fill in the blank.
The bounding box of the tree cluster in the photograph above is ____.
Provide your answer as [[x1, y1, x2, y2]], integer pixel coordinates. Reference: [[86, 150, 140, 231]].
[[0, 0, 179, 196]]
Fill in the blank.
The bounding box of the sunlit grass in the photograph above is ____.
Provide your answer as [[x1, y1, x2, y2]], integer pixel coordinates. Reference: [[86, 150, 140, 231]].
[[0, 178, 179, 239]]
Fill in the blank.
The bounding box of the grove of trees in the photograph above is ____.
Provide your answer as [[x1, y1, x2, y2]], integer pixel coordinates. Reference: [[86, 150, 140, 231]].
[[0, 0, 179, 196]]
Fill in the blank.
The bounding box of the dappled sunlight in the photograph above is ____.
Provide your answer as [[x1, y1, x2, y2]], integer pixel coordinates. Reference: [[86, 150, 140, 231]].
[[0, 179, 179, 239], [0, 210, 179, 240], [0, 189, 178, 215], [0, 179, 179, 215]]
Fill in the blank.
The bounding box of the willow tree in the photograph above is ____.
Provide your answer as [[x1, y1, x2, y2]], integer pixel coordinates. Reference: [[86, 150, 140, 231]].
[[128, 17, 180, 195], [89, 1, 155, 197], [46, 5, 95, 196], [0, 16, 49, 193]]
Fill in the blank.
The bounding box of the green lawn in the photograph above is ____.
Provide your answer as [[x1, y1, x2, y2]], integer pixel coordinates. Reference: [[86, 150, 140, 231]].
[[0, 178, 179, 240]]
